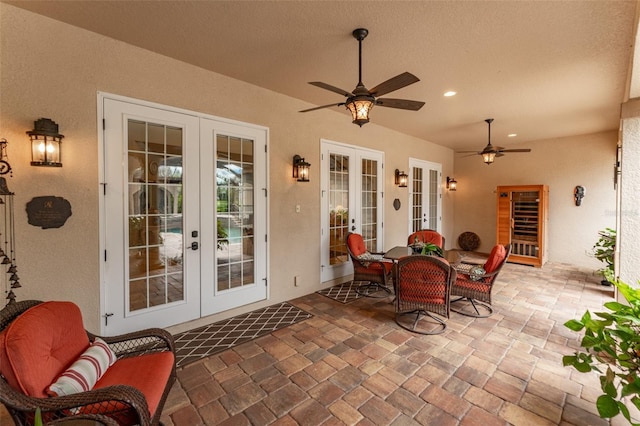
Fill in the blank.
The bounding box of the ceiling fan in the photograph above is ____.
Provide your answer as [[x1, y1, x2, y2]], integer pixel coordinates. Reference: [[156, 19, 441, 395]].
[[458, 118, 532, 165], [299, 28, 425, 127]]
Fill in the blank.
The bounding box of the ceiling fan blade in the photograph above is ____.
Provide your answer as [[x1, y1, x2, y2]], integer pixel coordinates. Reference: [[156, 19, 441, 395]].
[[369, 72, 420, 97], [299, 103, 344, 113], [308, 82, 353, 97], [495, 153, 505, 158], [375, 98, 425, 111], [456, 150, 481, 154], [499, 148, 532, 153]]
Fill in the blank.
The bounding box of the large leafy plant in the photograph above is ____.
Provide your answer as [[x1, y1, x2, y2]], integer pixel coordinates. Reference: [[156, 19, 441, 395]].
[[563, 280, 640, 424]]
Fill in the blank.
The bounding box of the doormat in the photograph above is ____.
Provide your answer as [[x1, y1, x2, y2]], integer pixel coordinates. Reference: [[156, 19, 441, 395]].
[[317, 281, 366, 304], [173, 302, 312, 368]]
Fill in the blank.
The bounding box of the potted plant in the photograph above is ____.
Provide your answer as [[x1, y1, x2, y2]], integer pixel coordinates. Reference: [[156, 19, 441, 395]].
[[593, 228, 616, 285], [563, 279, 640, 424]]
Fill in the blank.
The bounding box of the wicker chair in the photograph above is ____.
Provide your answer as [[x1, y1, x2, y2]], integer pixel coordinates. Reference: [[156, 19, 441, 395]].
[[345, 232, 393, 296], [408, 229, 445, 250], [394, 255, 456, 334], [451, 244, 512, 317], [0, 300, 176, 426]]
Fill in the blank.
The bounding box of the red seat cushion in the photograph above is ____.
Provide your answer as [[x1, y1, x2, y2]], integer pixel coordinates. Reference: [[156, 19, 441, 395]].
[[484, 245, 507, 274], [92, 351, 175, 421], [2, 301, 89, 397]]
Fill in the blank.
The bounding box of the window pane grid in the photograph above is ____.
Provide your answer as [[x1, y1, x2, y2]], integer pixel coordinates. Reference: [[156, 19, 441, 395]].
[[127, 120, 184, 312], [216, 134, 255, 292]]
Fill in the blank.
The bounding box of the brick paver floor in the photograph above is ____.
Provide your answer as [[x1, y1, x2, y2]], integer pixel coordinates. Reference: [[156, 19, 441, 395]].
[[157, 262, 636, 425]]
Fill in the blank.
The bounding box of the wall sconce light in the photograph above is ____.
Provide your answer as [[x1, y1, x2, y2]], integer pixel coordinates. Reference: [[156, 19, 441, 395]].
[[292, 155, 310, 182], [27, 118, 63, 167], [395, 169, 408, 187], [446, 176, 457, 191], [574, 185, 585, 206]]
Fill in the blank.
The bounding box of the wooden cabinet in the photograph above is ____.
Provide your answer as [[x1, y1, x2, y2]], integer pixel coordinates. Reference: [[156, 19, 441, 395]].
[[496, 185, 548, 267]]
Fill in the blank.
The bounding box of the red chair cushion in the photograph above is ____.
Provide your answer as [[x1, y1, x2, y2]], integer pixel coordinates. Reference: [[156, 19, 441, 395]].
[[484, 245, 507, 274], [347, 234, 367, 257], [408, 230, 443, 248], [92, 351, 175, 420], [2, 301, 89, 398]]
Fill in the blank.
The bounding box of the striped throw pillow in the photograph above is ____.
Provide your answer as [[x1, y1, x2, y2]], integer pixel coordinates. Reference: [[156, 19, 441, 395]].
[[47, 337, 117, 397]]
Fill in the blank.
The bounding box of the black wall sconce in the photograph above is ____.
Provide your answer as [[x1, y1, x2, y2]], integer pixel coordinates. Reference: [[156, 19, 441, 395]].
[[27, 118, 63, 167], [395, 169, 408, 187], [446, 176, 457, 191], [292, 155, 310, 182]]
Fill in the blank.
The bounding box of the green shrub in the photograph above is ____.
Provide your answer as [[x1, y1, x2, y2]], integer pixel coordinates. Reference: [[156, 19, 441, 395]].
[[563, 279, 640, 424]]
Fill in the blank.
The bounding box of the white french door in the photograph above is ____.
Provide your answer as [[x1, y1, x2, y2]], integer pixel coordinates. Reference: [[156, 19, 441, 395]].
[[199, 119, 267, 315], [408, 158, 442, 235], [320, 139, 384, 282], [101, 95, 267, 335]]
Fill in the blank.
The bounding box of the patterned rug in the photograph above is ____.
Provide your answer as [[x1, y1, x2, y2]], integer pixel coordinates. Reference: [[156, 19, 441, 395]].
[[317, 281, 363, 304], [317, 281, 392, 303], [173, 302, 312, 367]]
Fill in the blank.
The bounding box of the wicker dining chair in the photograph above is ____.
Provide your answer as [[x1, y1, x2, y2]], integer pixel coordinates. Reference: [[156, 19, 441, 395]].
[[345, 232, 393, 296], [394, 255, 456, 334], [451, 243, 512, 317]]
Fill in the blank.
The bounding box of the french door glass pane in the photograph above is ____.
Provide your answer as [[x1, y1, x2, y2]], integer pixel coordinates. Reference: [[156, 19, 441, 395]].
[[361, 158, 378, 252], [429, 169, 438, 229], [216, 134, 255, 291], [329, 154, 349, 265], [412, 167, 423, 232], [126, 119, 184, 312]]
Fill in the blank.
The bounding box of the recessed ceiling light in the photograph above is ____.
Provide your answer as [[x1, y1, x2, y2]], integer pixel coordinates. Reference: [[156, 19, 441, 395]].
[[443, 91, 457, 97], [508, 133, 517, 137]]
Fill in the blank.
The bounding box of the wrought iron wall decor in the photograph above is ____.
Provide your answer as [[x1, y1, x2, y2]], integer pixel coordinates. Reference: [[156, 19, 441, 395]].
[[0, 139, 19, 305]]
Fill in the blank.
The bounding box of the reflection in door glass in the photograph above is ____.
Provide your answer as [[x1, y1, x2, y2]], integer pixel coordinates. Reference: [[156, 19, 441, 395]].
[[126, 119, 184, 311], [361, 158, 378, 252], [216, 134, 255, 291], [329, 154, 349, 265], [411, 167, 423, 232]]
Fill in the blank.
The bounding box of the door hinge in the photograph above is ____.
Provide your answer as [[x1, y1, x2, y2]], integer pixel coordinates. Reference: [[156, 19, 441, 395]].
[[102, 119, 106, 130], [100, 182, 107, 195], [104, 312, 113, 326], [262, 278, 267, 287], [265, 234, 268, 242], [265, 145, 267, 153], [262, 188, 267, 197], [104, 250, 107, 261]]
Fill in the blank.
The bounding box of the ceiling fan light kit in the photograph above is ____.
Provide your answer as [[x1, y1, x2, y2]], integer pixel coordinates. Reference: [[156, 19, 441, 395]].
[[457, 118, 532, 164], [300, 28, 425, 126]]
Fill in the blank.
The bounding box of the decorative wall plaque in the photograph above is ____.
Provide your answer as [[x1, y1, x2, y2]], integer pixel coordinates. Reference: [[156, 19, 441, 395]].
[[26, 196, 72, 229]]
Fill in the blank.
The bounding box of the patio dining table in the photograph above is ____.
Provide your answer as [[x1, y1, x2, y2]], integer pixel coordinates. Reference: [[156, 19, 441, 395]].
[[383, 246, 462, 265]]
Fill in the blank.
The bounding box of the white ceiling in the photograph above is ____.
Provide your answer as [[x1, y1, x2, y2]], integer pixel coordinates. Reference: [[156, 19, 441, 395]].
[[7, 0, 638, 151]]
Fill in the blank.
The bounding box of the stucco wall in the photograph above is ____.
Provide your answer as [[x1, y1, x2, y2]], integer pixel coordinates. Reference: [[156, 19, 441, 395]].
[[620, 116, 640, 286], [453, 131, 618, 269], [0, 5, 454, 333]]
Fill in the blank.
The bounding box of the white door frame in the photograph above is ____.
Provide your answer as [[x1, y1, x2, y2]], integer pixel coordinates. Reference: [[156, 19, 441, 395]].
[[407, 158, 442, 235], [98, 92, 269, 335], [320, 139, 384, 282]]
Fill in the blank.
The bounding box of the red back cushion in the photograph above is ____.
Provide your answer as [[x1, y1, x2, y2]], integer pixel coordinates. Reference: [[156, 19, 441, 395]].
[[484, 245, 507, 274], [408, 230, 443, 248], [3, 301, 90, 397], [347, 233, 367, 257]]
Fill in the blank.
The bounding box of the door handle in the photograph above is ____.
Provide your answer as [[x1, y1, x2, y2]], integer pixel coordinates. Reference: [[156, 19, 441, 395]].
[[188, 242, 199, 250]]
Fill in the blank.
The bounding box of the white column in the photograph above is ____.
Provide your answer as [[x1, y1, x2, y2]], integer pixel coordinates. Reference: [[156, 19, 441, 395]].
[[619, 99, 640, 289]]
